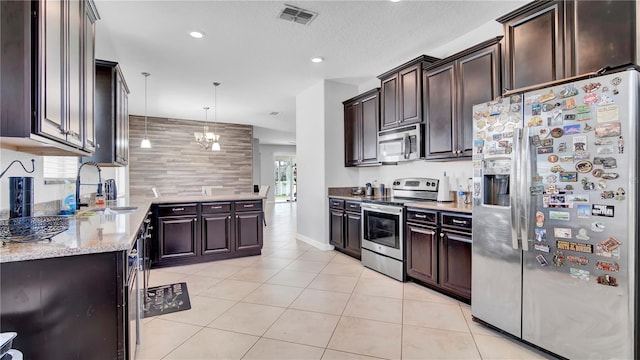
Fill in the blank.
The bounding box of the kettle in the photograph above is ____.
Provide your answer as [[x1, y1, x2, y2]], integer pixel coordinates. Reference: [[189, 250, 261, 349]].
[[365, 183, 374, 197]]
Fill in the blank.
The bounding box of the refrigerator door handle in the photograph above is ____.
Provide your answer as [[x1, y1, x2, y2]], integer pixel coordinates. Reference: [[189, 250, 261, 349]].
[[510, 128, 522, 250], [520, 126, 534, 251]]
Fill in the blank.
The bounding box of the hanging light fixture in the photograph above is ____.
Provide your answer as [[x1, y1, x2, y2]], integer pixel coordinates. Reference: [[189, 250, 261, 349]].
[[194, 106, 215, 149], [211, 82, 221, 151], [140, 72, 152, 148]]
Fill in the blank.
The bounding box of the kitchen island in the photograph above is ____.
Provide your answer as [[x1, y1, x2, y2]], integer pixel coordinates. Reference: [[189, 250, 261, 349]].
[[0, 193, 264, 359]]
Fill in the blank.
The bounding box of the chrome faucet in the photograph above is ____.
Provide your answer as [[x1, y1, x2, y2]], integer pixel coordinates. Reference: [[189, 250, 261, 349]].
[[76, 161, 103, 210]]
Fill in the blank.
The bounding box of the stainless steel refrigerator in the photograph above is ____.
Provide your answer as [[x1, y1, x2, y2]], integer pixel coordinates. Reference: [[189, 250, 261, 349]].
[[471, 69, 638, 359]]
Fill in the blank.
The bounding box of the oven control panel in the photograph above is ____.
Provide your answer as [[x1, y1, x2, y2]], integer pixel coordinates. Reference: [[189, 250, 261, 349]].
[[392, 178, 439, 192]]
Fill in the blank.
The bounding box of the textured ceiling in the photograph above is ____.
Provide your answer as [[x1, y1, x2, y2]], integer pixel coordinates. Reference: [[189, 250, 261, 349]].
[[94, 0, 526, 145]]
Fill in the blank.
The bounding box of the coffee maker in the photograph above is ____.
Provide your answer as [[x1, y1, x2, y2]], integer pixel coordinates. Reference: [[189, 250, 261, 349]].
[[104, 179, 117, 201]]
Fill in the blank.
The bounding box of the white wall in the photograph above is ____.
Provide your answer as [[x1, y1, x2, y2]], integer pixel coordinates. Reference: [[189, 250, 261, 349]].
[[295, 80, 358, 249], [0, 148, 118, 214], [258, 144, 296, 203]]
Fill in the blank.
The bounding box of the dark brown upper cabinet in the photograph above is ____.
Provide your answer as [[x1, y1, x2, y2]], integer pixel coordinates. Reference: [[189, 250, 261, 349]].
[[498, 0, 635, 92], [424, 37, 502, 160], [378, 55, 439, 131], [84, 60, 130, 166], [0, 0, 99, 156], [343, 88, 380, 167]]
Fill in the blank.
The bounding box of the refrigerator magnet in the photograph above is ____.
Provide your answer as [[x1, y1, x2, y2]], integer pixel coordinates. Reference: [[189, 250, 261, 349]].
[[583, 92, 599, 105], [576, 113, 592, 122], [591, 221, 605, 232], [549, 211, 570, 221], [595, 122, 621, 138], [554, 228, 572, 239], [596, 146, 614, 155], [562, 98, 577, 110], [583, 123, 594, 133], [573, 152, 591, 161], [541, 138, 554, 147], [542, 102, 560, 112], [569, 268, 590, 281], [575, 228, 590, 241], [577, 205, 591, 218], [528, 116, 544, 127], [551, 127, 564, 138], [600, 191, 615, 200], [535, 228, 547, 242], [534, 243, 550, 253], [564, 114, 576, 121], [595, 260, 619, 272], [552, 251, 566, 266], [557, 240, 593, 254], [564, 124, 581, 135], [602, 158, 617, 169], [575, 161, 593, 173], [510, 103, 521, 112], [592, 204, 614, 217], [576, 105, 591, 114], [581, 178, 596, 191], [532, 103, 542, 115], [598, 94, 615, 106], [550, 165, 564, 173], [592, 169, 604, 177], [548, 154, 559, 163], [535, 211, 545, 227], [538, 127, 550, 138], [596, 179, 607, 190], [596, 105, 619, 123], [559, 85, 579, 98], [538, 146, 554, 154], [567, 256, 589, 266], [510, 94, 522, 103], [536, 254, 549, 267], [582, 82, 601, 93], [558, 142, 567, 152], [610, 77, 622, 94], [540, 90, 557, 103], [614, 187, 625, 201], [566, 194, 589, 203], [476, 119, 486, 129], [594, 138, 613, 145], [600, 236, 621, 252], [596, 274, 618, 287], [617, 136, 624, 153], [559, 172, 578, 182]]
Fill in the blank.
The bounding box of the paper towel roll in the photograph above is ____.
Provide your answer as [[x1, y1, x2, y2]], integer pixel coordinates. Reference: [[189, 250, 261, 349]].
[[437, 172, 453, 202]]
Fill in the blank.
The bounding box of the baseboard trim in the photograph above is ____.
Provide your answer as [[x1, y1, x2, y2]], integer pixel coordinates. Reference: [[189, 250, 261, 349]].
[[295, 233, 334, 251]]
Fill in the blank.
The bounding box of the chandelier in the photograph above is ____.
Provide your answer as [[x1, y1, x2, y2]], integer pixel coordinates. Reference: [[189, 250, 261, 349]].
[[193, 82, 221, 151], [194, 106, 215, 149]]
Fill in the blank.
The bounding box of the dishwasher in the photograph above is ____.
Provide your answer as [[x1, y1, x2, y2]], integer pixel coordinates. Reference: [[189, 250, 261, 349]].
[[127, 236, 140, 360]]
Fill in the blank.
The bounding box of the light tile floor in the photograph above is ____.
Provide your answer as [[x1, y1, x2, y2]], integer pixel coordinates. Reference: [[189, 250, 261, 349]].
[[139, 203, 553, 360]]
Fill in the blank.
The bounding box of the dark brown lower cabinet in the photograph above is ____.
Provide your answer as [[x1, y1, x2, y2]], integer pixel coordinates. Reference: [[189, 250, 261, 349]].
[[328, 198, 361, 260], [0, 252, 125, 359], [406, 223, 438, 286], [201, 213, 233, 255], [236, 211, 263, 252], [152, 200, 263, 268], [405, 209, 471, 303], [439, 228, 472, 300], [158, 215, 198, 261]]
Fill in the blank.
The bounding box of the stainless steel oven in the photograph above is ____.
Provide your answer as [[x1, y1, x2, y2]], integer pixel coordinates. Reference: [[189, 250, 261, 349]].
[[127, 239, 140, 360], [361, 202, 405, 281], [378, 124, 424, 163]]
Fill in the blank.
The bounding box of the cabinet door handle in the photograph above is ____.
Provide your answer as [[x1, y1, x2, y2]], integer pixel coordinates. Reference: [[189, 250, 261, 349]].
[[440, 233, 445, 238], [452, 219, 468, 225], [411, 227, 435, 236], [211, 206, 223, 209], [172, 207, 185, 211], [193, 218, 197, 222], [243, 204, 254, 208], [415, 214, 427, 219], [349, 204, 358, 209]]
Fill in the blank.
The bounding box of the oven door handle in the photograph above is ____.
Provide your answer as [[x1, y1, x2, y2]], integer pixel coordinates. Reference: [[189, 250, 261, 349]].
[[403, 134, 410, 159]]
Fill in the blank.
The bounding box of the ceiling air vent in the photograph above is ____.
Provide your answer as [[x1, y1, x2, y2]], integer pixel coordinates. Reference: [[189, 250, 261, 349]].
[[278, 4, 318, 25]]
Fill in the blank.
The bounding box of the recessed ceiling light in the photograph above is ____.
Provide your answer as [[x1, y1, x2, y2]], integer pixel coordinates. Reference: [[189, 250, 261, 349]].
[[390, 0, 401, 2], [311, 57, 324, 63], [189, 30, 205, 39]]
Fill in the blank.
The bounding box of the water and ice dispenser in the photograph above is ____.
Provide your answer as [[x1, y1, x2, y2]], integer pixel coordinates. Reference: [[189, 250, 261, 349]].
[[483, 159, 511, 207]]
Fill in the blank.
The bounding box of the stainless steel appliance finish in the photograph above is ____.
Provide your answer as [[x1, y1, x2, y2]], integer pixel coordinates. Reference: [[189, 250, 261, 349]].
[[472, 69, 638, 359], [378, 124, 424, 163], [127, 240, 140, 360], [360, 177, 440, 281]]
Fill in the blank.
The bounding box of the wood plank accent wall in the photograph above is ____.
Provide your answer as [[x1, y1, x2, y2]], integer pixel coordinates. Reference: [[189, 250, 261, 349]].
[[128, 115, 253, 197]]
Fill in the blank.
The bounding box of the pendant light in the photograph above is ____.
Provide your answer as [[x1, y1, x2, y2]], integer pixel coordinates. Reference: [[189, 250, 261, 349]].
[[140, 72, 152, 148], [211, 82, 221, 152], [194, 107, 214, 149]]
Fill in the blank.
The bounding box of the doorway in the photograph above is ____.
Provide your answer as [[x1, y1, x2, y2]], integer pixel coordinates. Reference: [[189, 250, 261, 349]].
[[274, 156, 296, 203]]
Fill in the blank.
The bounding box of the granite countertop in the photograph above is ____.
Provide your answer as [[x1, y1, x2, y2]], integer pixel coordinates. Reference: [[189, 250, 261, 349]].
[[0, 194, 265, 264], [327, 195, 385, 201]]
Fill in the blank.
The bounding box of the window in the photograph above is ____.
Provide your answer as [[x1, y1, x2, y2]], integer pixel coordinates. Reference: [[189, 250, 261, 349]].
[[43, 156, 78, 183]]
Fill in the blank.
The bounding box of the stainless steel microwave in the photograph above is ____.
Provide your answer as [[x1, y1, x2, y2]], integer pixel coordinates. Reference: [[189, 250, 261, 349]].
[[378, 124, 424, 163]]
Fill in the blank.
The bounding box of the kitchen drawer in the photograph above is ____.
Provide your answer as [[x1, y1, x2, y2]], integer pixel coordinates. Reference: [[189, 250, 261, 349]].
[[345, 201, 361, 213], [235, 200, 262, 212], [157, 203, 198, 217], [329, 198, 345, 210], [406, 209, 438, 225], [441, 212, 472, 232], [201, 202, 232, 214]]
